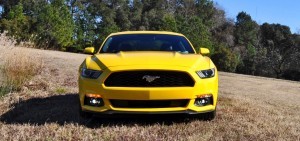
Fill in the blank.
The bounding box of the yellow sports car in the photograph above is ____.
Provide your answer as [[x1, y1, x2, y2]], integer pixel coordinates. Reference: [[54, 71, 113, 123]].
[[78, 31, 218, 120]]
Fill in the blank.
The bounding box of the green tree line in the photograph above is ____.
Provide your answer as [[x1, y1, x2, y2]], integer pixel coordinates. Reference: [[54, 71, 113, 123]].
[[0, 0, 299, 80]]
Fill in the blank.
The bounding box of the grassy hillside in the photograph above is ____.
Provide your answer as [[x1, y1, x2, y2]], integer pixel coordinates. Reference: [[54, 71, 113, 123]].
[[0, 45, 299, 140]]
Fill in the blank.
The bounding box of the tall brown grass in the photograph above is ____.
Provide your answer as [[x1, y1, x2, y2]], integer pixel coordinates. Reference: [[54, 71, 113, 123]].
[[0, 47, 43, 95]]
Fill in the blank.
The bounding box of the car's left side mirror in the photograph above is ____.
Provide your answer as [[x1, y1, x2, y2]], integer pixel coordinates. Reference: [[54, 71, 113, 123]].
[[199, 48, 210, 55], [84, 47, 95, 54]]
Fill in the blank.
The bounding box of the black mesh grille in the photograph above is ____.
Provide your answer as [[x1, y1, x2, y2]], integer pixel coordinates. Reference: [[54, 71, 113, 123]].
[[110, 100, 189, 108], [104, 71, 194, 87]]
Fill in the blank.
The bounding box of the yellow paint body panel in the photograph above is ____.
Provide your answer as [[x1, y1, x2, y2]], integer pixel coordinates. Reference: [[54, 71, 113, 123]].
[[78, 31, 218, 114]]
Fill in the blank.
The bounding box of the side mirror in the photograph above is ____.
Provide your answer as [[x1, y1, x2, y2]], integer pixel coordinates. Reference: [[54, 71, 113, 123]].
[[84, 47, 95, 54], [199, 48, 210, 55]]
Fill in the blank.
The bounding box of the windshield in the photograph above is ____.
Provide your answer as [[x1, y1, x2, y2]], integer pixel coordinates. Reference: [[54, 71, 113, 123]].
[[100, 34, 195, 54]]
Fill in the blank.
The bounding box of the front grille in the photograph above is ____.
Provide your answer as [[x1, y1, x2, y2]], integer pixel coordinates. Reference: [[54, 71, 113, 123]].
[[104, 71, 194, 87], [110, 100, 189, 108]]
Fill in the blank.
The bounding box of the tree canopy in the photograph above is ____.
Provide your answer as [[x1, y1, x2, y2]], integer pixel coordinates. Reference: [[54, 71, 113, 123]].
[[0, 0, 299, 80]]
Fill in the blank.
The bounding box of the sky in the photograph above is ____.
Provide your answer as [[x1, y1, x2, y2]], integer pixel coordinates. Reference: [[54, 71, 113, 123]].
[[213, 0, 300, 34]]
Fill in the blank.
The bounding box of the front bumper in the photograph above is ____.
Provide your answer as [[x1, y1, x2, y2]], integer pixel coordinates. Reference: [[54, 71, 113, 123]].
[[82, 109, 216, 118], [78, 66, 218, 114]]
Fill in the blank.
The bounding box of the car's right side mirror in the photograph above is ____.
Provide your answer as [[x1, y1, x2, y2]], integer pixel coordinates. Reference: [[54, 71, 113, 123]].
[[199, 48, 210, 55], [84, 47, 95, 54]]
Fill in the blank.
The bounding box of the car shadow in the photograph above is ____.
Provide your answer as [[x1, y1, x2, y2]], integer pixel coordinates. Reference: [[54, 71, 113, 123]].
[[0, 94, 200, 128], [0, 94, 81, 125]]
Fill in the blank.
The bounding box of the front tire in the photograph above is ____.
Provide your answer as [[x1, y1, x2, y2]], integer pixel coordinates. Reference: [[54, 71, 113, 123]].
[[78, 100, 93, 119], [79, 108, 93, 119], [202, 110, 216, 121]]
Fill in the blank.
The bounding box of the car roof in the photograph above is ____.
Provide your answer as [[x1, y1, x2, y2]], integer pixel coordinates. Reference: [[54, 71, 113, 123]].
[[109, 31, 185, 37]]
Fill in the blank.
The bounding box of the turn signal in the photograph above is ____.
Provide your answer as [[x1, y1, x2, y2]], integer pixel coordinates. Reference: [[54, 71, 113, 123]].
[[86, 94, 102, 98]]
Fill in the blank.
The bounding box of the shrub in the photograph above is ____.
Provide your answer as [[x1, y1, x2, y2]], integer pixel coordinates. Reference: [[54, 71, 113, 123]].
[[0, 86, 11, 97], [282, 69, 300, 81], [0, 47, 43, 93], [211, 45, 239, 72]]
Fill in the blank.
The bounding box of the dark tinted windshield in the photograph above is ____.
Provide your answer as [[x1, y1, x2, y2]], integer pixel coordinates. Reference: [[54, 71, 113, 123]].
[[100, 34, 195, 54]]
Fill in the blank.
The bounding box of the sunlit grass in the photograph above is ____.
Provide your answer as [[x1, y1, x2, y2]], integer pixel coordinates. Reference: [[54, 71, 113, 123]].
[[0, 47, 43, 94], [55, 87, 66, 94]]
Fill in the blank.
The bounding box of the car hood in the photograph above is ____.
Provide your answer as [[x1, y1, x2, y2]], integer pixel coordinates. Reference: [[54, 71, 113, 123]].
[[87, 51, 211, 70]]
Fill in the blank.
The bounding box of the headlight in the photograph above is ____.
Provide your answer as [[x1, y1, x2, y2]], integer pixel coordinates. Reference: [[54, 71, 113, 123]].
[[81, 68, 102, 79], [196, 68, 215, 78]]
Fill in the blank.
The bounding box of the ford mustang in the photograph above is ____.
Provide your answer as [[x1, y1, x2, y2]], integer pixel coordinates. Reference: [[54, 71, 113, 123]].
[[78, 31, 218, 120]]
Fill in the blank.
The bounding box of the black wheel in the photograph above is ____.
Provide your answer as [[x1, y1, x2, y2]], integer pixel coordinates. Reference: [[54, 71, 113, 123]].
[[78, 101, 93, 119], [79, 108, 93, 119], [202, 110, 216, 121]]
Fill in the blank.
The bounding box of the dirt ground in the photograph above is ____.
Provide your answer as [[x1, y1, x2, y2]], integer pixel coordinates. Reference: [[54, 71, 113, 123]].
[[0, 43, 299, 140]]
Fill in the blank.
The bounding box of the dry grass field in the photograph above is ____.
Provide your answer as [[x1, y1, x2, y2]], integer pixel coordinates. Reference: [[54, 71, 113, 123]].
[[0, 40, 299, 140]]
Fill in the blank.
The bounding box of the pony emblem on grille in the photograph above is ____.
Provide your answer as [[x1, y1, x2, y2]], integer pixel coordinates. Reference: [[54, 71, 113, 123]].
[[142, 75, 160, 82]]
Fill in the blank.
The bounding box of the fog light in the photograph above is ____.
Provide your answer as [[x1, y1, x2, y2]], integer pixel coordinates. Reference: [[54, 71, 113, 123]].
[[84, 94, 104, 107], [90, 98, 101, 104], [195, 94, 213, 107]]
